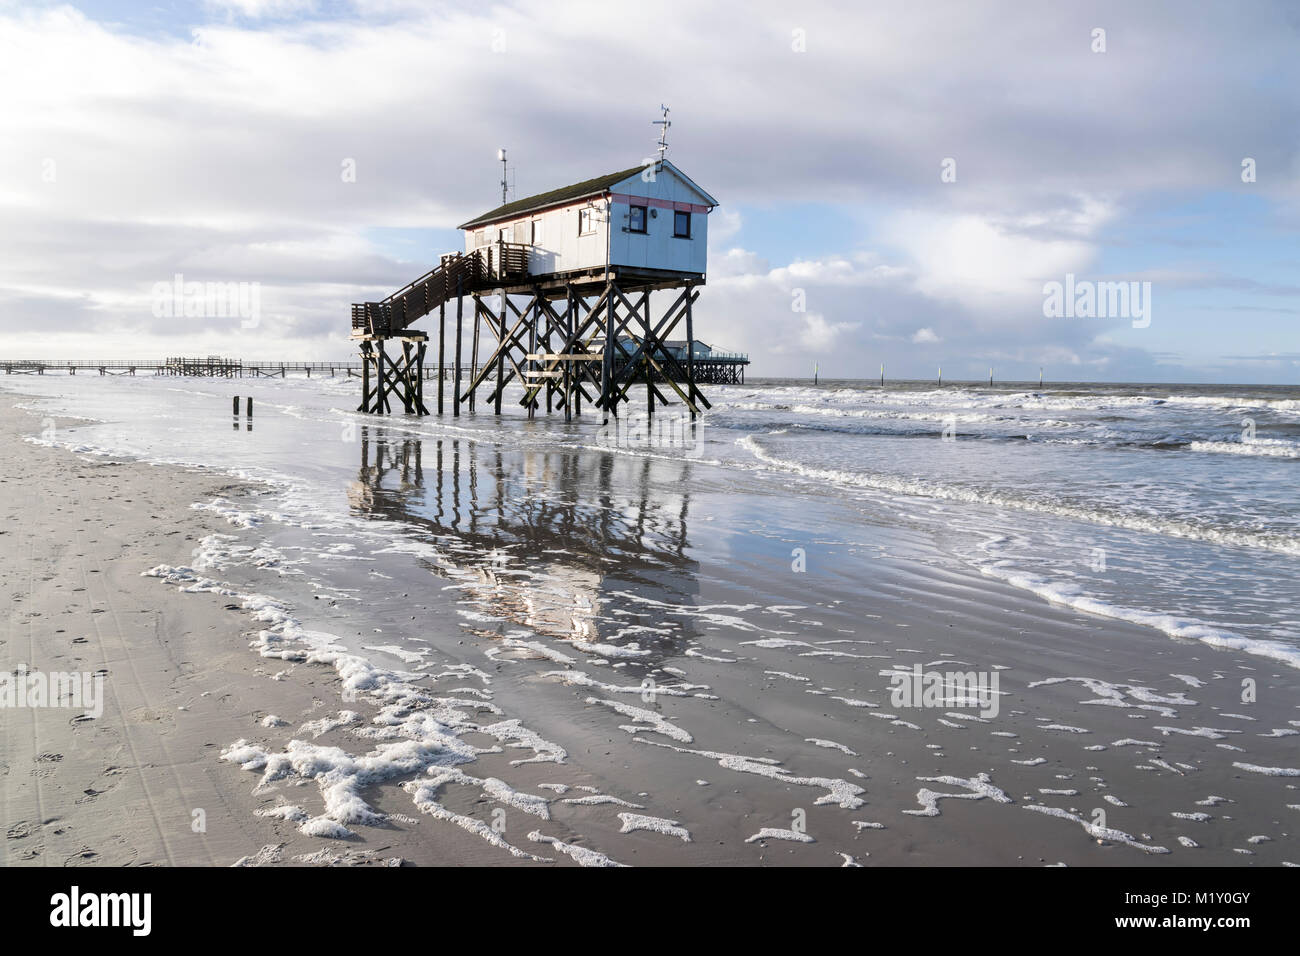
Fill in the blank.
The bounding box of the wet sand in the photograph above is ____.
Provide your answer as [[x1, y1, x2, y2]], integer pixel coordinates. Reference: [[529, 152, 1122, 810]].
[[2, 395, 1296, 866]]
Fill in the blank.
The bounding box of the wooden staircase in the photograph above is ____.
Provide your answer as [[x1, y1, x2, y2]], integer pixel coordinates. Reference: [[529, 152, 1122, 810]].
[[351, 242, 531, 337]]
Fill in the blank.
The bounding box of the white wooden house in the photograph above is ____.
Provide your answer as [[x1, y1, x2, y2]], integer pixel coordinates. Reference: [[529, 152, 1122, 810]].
[[458, 160, 718, 283]]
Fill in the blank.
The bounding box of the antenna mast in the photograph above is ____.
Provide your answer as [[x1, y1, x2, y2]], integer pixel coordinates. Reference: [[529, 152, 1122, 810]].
[[497, 147, 510, 204], [652, 105, 671, 165]]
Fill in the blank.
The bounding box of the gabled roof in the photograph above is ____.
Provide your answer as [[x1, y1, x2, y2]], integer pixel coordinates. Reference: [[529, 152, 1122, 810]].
[[458, 166, 647, 230], [457, 160, 718, 230]]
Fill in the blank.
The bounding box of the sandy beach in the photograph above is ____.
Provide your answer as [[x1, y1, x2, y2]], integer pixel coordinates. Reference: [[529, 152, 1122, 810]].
[[3, 385, 1296, 868]]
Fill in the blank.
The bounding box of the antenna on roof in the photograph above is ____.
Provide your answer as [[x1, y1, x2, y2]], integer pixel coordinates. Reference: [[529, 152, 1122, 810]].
[[497, 147, 513, 205], [652, 105, 671, 164]]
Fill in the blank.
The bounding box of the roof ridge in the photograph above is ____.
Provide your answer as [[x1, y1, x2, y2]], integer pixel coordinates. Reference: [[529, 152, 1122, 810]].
[[457, 164, 652, 230]]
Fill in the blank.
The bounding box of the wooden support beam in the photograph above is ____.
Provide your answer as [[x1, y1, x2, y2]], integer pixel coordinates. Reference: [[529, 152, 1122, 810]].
[[437, 297, 446, 415]]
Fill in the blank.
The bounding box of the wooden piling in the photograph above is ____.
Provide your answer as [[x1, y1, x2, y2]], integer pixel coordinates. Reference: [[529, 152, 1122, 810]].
[[438, 298, 446, 415], [563, 286, 573, 423], [494, 293, 506, 416], [469, 294, 481, 412], [685, 284, 696, 420], [453, 278, 463, 418]]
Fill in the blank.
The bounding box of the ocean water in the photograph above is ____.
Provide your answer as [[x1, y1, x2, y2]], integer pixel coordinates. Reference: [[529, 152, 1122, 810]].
[[10, 373, 1300, 671], [715, 378, 1300, 667], [8, 371, 1300, 861]]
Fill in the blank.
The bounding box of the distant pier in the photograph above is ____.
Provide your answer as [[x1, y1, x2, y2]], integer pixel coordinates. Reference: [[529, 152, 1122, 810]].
[[0, 353, 748, 384], [1, 357, 360, 378]]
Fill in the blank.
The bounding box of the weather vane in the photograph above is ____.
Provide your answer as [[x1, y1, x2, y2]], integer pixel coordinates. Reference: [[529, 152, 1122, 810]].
[[652, 105, 671, 164]]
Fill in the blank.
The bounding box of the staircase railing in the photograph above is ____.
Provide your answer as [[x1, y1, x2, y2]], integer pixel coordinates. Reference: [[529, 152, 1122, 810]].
[[351, 250, 487, 336]]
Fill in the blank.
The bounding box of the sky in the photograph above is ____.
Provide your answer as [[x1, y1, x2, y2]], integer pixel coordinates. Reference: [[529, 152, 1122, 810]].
[[1, 0, 1298, 383]]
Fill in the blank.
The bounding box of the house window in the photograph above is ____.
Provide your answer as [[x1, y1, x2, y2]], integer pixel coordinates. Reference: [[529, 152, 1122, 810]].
[[628, 204, 647, 233], [532, 218, 543, 245], [673, 210, 691, 238], [498, 227, 509, 243], [475, 229, 487, 246], [579, 208, 595, 235]]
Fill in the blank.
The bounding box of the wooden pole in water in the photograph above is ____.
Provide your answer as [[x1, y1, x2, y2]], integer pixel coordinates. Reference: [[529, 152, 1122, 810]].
[[527, 296, 537, 420], [437, 297, 446, 415], [813, 361, 818, 386], [563, 287, 572, 423], [494, 292, 506, 416], [989, 367, 993, 387], [601, 284, 614, 424], [246, 396, 253, 418], [938, 366, 942, 387], [684, 284, 696, 420], [469, 295, 481, 412], [1039, 367, 1044, 389], [880, 363, 884, 387], [233, 396, 239, 416], [453, 277, 464, 417], [573, 291, 582, 416]]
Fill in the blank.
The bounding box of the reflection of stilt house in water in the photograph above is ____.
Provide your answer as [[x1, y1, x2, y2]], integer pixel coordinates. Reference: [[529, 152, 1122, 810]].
[[348, 427, 698, 653], [351, 156, 748, 418]]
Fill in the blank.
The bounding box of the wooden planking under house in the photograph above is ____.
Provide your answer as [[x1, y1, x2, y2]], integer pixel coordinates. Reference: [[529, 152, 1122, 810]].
[[350, 154, 747, 420]]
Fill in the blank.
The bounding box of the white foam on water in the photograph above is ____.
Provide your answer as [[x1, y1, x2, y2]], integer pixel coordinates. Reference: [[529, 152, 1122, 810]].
[[745, 828, 815, 844], [560, 794, 645, 809], [635, 738, 865, 809], [586, 697, 693, 743], [806, 738, 858, 756], [1021, 804, 1169, 854], [1232, 762, 1300, 777], [1190, 440, 1300, 458], [737, 434, 1300, 558], [1154, 726, 1242, 740], [902, 773, 1013, 817], [542, 669, 700, 698], [982, 560, 1300, 670], [617, 813, 692, 842], [528, 831, 627, 867]]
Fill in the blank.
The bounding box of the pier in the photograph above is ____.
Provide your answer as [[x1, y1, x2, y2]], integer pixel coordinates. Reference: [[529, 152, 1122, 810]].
[[1, 358, 363, 377]]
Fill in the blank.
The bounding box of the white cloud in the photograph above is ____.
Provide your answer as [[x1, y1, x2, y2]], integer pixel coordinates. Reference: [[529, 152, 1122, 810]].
[[881, 206, 1108, 311], [205, 0, 318, 19], [0, 0, 1294, 378]]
